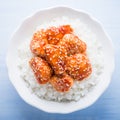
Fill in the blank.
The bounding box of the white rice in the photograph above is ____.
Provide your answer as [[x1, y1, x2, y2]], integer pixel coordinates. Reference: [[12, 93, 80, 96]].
[[18, 17, 104, 102]]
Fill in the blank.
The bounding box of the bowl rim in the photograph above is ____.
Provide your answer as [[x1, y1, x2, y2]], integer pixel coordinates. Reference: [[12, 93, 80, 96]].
[[6, 6, 115, 114]]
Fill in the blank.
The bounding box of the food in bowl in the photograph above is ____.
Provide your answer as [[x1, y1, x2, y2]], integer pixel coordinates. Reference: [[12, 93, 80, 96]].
[[18, 17, 104, 102]]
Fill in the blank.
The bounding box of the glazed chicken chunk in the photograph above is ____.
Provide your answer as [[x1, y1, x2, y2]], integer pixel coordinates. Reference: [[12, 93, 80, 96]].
[[45, 44, 67, 75], [50, 74, 73, 92], [29, 57, 52, 84], [30, 29, 48, 57], [59, 34, 86, 56], [46, 25, 73, 45], [66, 54, 92, 81]]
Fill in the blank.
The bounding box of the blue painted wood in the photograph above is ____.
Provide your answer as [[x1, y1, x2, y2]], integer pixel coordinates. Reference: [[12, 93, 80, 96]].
[[0, 0, 120, 119]]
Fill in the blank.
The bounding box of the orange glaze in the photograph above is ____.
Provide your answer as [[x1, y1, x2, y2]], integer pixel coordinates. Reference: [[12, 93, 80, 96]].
[[46, 25, 73, 45], [30, 29, 48, 57], [29, 24, 92, 92], [50, 74, 73, 92], [59, 34, 86, 56], [29, 57, 52, 84], [66, 54, 92, 81], [45, 44, 67, 75]]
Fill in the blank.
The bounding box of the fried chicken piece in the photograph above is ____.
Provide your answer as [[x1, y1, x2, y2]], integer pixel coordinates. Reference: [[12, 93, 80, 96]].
[[46, 25, 73, 45], [29, 57, 52, 84], [66, 54, 92, 81], [50, 74, 73, 92], [45, 44, 67, 75], [30, 29, 48, 57], [59, 34, 86, 56]]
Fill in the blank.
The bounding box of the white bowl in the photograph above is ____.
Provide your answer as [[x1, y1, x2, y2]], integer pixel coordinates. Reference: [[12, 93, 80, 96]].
[[6, 6, 115, 114]]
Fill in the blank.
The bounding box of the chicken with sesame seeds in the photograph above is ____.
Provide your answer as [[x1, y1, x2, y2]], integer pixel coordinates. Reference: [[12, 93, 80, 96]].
[[59, 34, 86, 56], [46, 25, 73, 45], [29, 24, 93, 92], [29, 57, 52, 84], [45, 44, 67, 75], [50, 74, 73, 92], [30, 29, 48, 57], [66, 54, 92, 81]]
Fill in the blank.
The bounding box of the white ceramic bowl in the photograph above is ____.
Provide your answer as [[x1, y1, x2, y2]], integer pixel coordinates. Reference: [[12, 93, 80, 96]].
[[6, 6, 114, 114]]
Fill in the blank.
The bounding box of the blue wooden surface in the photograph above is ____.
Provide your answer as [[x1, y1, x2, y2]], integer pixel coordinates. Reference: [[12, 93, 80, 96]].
[[0, 0, 120, 119]]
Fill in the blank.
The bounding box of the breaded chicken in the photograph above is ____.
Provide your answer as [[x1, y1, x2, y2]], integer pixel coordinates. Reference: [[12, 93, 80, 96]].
[[66, 54, 92, 80], [59, 34, 86, 56], [45, 44, 67, 75], [29, 57, 52, 84], [46, 25, 73, 45], [50, 74, 73, 92], [30, 29, 48, 57]]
